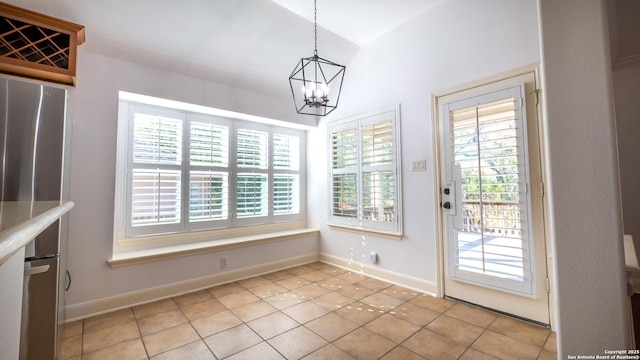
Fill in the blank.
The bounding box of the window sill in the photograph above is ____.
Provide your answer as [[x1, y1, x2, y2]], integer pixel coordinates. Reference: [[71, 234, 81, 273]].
[[108, 228, 320, 268], [327, 223, 403, 240]]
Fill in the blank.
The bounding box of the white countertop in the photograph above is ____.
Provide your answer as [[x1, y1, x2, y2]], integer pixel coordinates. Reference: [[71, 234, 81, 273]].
[[0, 201, 74, 265]]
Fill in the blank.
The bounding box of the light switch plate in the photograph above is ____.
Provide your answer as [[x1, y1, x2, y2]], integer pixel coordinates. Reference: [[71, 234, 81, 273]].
[[411, 160, 426, 171]]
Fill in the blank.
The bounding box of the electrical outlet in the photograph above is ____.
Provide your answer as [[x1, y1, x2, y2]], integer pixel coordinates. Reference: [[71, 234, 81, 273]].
[[220, 257, 228, 269], [369, 251, 378, 264]]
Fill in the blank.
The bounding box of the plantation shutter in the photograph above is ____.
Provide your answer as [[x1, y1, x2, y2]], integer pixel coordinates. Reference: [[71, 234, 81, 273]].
[[236, 128, 269, 220], [361, 119, 395, 223], [331, 125, 358, 219], [448, 90, 534, 295], [273, 133, 300, 216], [129, 109, 183, 234]]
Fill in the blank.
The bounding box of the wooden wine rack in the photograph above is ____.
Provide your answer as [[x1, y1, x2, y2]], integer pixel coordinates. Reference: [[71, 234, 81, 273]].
[[0, 2, 85, 86]]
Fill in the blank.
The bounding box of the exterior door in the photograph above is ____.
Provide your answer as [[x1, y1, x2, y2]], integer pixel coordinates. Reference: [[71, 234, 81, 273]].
[[438, 72, 549, 324]]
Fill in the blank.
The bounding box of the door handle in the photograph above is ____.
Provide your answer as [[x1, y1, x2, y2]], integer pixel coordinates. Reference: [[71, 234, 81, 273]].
[[24, 264, 50, 276]]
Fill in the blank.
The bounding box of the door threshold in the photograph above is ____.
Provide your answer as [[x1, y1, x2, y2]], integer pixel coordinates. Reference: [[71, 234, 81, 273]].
[[445, 295, 550, 329]]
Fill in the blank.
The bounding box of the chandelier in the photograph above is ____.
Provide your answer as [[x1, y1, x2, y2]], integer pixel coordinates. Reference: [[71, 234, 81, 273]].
[[289, 0, 345, 116]]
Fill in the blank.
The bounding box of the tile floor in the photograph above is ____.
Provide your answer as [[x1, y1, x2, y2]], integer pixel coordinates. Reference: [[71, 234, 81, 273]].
[[58, 262, 557, 359]]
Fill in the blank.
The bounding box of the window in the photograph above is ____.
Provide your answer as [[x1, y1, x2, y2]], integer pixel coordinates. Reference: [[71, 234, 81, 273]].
[[329, 106, 402, 234], [114, 94, 305, 243]]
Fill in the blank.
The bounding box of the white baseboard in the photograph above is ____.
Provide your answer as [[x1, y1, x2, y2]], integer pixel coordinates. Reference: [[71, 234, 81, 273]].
[[319, 253, 438, 296], [65, 253, 319, 322]]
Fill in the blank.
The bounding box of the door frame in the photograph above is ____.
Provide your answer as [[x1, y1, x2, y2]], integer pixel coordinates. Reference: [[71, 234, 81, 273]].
[[430, 64, 556, 329]]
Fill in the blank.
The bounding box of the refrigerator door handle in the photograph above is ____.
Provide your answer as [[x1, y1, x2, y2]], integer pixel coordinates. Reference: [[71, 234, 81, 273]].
[[24, 265, 50, 276]]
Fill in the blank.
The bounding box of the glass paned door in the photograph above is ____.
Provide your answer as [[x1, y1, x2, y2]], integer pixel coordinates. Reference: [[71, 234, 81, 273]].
[[438, 72, 549, 324]]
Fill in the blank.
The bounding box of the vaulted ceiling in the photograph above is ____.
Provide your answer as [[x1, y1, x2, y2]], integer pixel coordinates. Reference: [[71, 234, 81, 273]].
[[4, 0, 442, 97]]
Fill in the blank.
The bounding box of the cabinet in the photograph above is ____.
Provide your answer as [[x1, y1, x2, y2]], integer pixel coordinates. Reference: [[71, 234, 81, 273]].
[[0, 3, 85, 86]]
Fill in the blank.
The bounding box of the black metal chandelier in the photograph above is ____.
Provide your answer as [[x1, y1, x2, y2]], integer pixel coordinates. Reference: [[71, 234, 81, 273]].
[[289, 0, 345, 116]]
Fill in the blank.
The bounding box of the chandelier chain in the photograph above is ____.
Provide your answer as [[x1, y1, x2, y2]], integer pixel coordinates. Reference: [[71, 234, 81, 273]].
[[314, 0, 318, 56]]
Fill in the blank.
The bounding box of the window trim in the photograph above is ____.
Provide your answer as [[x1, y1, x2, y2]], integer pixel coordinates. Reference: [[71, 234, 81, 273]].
[[327, 105, 403, 236], [114, 93, 307, 249]]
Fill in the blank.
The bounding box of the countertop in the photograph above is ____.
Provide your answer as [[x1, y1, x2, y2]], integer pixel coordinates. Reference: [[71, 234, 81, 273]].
[[0, 201, 74, 265]]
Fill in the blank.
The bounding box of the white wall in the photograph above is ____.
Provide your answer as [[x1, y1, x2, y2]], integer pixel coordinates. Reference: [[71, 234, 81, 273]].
[[538, 0, 630, 355], [309, 0, 540, 287], [613, 63, 640, 246], [65, 51, 319, 312]]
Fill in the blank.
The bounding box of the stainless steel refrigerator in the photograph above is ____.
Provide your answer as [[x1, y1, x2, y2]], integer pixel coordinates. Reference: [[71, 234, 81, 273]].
[[0, 77, 71, 360]]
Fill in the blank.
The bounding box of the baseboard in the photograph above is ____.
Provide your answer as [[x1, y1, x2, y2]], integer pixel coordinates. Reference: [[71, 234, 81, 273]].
[[65, 253, 319, 322], [319, 253, 438, 296]]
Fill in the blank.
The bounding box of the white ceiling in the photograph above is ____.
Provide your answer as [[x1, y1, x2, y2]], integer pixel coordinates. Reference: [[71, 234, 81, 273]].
[[4, 0, 443, 97]]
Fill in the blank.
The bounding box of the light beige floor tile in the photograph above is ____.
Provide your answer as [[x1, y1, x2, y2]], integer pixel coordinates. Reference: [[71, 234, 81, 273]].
[[459, 348, 500, 360], [269, 326, 328, 359], [58, 334, 82, 360], [538, 349, 558, 360], [489, 316, 550, 347], [204, 324, 262, 359], [336, 283, 377, 300], [247, 282, 288, 298], [282, 301, 330, 323], [365, 313, 420, 344], [334, 301, 385, 325], [318, 265, 347, 277], [305, 262, 330, 271], [471, 330, 541, 360], [317, 276, 351, 291], [382, 285, 420, 301], [426, 314, 484, 346], [336, 271, 369, 284], [409, 294, 456, 313], [84, 308, 135, 333], [286, 265, 315, 275], [264, 291, 306, 310], [390, 301, 440, 327], [298, 270, 332, 282], [172, 289, 213, 308], [207, 282, 245, 298], [311, 291, 354, 311], [190, 309, 243, 337], [302, 344, 356, 360], [444, 303, 497, 328], [61, 320, 83, 339], [225, 342, 285, 360], [82, 338, 147, 360], [150, 339, 215, 360], [276, 276, 312, 290], [262, 270, 296, 282], [181, 298, 227, 321], [133, 299, 178, 320], [238, 276, 271, 289], [247, 311, 300, 339], [82, 320, 140, 353], [142, 323, 200, 357], [334, 327, 395, 360], [356, 277, 392, 291], [217, 289, 260, 309], [292, 283, 332, 299], [544, 331, 557, 353], [137, 308, 188, 336], [231, 299, 278, 322], [402, 328, 467, 360], [305, 313, 359, 342], [380, 346, 426, 360], [360, 292, 405, 312]]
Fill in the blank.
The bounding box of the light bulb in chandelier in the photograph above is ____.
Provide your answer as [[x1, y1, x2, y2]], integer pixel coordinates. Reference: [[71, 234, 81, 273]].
[[302, 82, 329, 107]]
